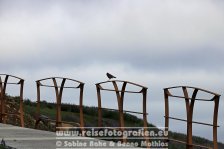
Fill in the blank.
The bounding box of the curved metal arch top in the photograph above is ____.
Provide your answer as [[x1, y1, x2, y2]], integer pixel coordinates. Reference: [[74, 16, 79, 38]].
[[36, 77, 84, 88], [164, 86, 220, 97], [96, 80, 148, 93], [0, 74, 24, 127], [0, 74, 24, 80], [35, 77, 84, 131], [0, 74, 24, 84], [164, 86, 220, 149]]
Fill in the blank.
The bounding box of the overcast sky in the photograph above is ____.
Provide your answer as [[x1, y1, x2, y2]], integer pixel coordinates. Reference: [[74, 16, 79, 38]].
[[0, 0, 224, 142]]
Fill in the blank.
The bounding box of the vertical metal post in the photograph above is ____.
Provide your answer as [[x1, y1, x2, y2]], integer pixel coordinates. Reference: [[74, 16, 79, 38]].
[[164, 89, 169, 137], [79, 83, 84, 129], [2, 75, 9, 123], [142, 88, 148, 128], [53, 78, 66, 128], [53, 78, 60, 128], [96, 85, 102, 127], [112, 81, 126, 142], [35, 81, 41, 128], [0, 76, 3, 123], [19, 79, 24, 127], [142, 88, 150, 148], [187, 89, 198, 149], [213, 96, 219, 149], [182, 87, 193, 149]]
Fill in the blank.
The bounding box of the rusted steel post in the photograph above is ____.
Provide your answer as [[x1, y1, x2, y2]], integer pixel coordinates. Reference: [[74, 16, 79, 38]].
[[142, 88, 150, 148], [112, 81, 126, 142], [182, 87, 193, 149], [0, 76, 3, 123], [142, 88, 148, 128], [164, 89, 169, 138], [188, 89, 198, 149], [53, 78, 65, 128], [19, 79, 25, 127], [112, 81, 125, 129], [35, 81, 41, 129], [2, 75, 8, 124], [213, 96, 220, 149], [79, 83, 84, 129], [96, 84, 102, 127]]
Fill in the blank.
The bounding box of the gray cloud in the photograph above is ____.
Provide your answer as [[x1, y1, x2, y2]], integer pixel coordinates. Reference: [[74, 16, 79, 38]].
[[1, 0, 224, 71]]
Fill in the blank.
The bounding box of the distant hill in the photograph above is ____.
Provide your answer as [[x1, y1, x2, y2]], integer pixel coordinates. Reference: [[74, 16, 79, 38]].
[[3, 95, 224, 148]]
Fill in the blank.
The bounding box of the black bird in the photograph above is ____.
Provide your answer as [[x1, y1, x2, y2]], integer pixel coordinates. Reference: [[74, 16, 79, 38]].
[[106, 72, 116, 80]]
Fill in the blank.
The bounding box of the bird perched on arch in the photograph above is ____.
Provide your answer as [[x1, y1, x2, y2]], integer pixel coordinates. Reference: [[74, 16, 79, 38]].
[[106, 72, 116, 80]]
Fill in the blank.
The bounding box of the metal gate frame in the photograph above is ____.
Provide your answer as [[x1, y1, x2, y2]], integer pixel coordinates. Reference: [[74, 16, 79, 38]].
[[164, 86, 220, 149], [35, 77, 84, 130], [0, 74, 24, 127], [95, 80, 149, 144]]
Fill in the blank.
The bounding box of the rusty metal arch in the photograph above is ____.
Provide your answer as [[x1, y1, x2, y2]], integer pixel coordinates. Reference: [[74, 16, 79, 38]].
[[164, 86, 220, 149], [0, 74, 24, 127], [95, 80, 149, 144], [35, 77, 84, 130]]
